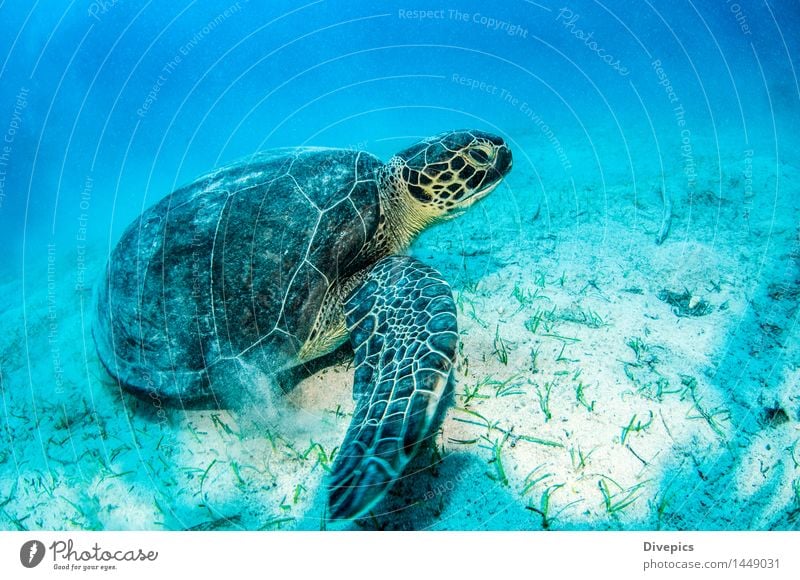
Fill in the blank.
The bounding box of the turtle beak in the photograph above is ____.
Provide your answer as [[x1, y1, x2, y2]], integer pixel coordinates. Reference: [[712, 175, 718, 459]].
[[492, 144, 513, 179]]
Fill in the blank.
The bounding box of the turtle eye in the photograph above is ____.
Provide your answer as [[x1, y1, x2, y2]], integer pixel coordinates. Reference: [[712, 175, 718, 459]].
[[468, 146, 494, 166]]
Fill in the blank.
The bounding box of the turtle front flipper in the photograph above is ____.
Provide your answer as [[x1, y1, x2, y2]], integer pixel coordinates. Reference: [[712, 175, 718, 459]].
[[328, 256, 458, 520]]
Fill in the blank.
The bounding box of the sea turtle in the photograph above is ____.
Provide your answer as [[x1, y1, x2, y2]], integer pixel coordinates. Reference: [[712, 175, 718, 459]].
[[93, 129, 513, 520]]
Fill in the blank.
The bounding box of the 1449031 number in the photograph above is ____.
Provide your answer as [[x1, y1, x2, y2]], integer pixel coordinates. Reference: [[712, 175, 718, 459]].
[[736, 559, 779, 568]]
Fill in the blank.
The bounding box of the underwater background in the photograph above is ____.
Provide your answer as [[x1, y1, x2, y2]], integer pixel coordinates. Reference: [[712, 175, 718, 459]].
[[0, 0, 799, 530]]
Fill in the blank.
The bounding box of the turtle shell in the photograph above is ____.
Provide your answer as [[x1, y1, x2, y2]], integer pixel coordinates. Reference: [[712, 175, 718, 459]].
[[93, 148, 384, 402]]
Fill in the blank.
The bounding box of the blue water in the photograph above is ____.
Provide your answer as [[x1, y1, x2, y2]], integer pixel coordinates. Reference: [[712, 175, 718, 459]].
[[2, 0, 796, 256], [1, 1, 799, 531]]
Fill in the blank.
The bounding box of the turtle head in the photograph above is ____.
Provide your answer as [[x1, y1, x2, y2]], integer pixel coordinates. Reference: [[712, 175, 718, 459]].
[[383, 130, 512, 226]]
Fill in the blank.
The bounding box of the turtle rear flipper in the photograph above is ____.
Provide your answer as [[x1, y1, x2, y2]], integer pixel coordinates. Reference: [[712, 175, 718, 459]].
[[328, 256, 458, 520]]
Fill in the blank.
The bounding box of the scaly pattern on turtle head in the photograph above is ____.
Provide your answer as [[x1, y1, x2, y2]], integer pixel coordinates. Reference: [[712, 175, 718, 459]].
[[378, 130, 513, 238]]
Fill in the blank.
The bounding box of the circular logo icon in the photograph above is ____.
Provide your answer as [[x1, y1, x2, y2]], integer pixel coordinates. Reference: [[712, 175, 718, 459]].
[[20, 540, 46, 568]]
